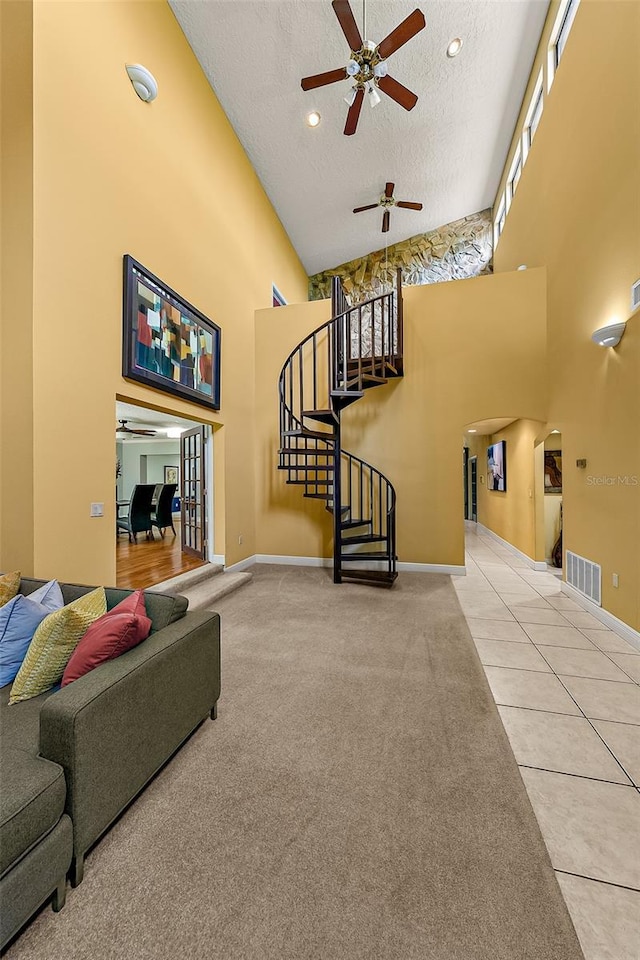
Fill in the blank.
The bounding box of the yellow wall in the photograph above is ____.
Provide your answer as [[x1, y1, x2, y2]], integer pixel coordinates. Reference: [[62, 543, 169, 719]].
[[0, 1, 35, 574], [255, 269, 548, 566], [494, 1, 640, 628], [2, 0, 307, 583], [255, 299, 334, 559]]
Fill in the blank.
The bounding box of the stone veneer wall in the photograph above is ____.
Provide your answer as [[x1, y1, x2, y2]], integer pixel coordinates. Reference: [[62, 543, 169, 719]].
[[309, 209, 492, 303]]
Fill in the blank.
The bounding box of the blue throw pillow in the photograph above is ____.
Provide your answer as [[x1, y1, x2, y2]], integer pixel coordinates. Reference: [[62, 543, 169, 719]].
[[0, 581, 64, 686]]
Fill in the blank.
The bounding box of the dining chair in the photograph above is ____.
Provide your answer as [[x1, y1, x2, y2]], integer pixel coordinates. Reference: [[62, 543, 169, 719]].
[[116, 484, 156, 543], [152, 484, 177, 538]]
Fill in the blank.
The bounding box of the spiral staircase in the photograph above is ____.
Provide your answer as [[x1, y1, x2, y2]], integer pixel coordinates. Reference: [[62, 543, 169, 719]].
[[278, 273, 404, 586]]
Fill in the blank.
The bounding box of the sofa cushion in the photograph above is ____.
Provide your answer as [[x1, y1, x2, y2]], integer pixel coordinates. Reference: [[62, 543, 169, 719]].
[[0, 581, 64, 686], [9, 588, 107, 704], [0, 571, 20, 608], [61, 610, 152, 686], [0, 745, 66, 877], [19, 580, 188, 634]]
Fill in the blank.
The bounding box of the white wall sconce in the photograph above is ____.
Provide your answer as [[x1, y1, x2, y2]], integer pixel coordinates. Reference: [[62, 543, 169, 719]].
[[125, 64, 158, 102], [591, 321, 626, 348]]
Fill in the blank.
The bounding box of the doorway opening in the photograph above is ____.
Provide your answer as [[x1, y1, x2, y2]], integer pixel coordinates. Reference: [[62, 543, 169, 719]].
[[115, 400, 214, 588], [540, 430, 563, 572]]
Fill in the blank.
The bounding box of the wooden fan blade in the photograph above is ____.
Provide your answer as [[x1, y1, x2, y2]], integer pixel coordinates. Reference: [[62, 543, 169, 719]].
[[332, 0, 363, 52], [396, 201, 423, 210], [377, 74, 418, 111], [385, 182, 395, 198], [382, 210, 390, 233], [353, 204, 379, 213], [344, 87, 364, 136], [377, 9, 426, 60], [301, 68, 348, 91]]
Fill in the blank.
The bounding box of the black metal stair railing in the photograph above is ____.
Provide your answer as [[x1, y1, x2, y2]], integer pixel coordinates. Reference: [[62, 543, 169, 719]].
[[278, 270, 403, 586]]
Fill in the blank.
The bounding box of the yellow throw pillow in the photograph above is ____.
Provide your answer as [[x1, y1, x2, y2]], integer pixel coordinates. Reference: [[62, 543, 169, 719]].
[[9, 587, 107, 704], [0, 571, 20, 608]]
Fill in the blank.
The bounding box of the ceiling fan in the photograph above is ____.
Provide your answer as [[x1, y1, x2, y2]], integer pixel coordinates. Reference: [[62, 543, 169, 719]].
[[301, 1, 426, 136], [354, 181, 423, 232], [116, 419, 157, 437]]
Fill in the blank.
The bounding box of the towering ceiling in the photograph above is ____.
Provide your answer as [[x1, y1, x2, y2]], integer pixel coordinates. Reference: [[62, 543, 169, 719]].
[[170, 0, 550, 274]]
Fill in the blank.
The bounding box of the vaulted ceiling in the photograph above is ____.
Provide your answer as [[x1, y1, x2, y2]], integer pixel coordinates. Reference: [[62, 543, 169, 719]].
[[170, 0, 550, 275]]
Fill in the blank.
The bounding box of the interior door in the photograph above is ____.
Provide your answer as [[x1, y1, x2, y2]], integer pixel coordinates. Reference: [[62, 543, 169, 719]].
[[470, 457, 478, 522], [180, 426, 207, 560]]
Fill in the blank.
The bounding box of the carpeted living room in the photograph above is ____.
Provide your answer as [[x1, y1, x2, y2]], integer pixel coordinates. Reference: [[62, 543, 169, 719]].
[[1, 0, 638, 958], [3, 565, 586, 960]]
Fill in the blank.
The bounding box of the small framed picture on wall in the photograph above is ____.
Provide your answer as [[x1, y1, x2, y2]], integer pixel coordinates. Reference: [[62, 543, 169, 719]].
[[487, 441, 507, 492], [164, 465, 178, 486]]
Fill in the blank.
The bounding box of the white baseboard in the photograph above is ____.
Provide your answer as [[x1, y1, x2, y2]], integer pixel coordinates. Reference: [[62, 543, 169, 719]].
[[210, 554, 225, 566], [224, 555, 257, 574], [227, 554, 465, 576], [255, 554, 332, 568], [399, 562, 466, 575], [561, 582, 640, 652], [476, 524, 547, 571]]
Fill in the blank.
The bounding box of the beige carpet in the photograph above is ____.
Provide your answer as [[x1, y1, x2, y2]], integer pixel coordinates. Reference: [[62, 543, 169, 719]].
[[8, 566, 583, 960]]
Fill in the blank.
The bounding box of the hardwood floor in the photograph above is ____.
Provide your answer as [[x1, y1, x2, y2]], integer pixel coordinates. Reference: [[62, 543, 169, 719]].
[[116, 522, 206, 589]]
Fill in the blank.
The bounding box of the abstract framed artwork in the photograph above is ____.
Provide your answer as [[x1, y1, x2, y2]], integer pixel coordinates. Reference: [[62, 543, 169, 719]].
[[487, 440, 507, 492], [122, 255, 221, 410], [544, 450, 562, 494], [164, 465, 178, 486]]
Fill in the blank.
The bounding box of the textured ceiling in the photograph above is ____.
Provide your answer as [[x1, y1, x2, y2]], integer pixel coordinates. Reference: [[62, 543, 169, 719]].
[[116, 401, 201, 437], [170, 0, 549, 275]]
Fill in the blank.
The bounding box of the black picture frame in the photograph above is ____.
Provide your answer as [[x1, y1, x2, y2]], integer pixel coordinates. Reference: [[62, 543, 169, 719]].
[[487, 440, 507, 492], [122, 255, 221, 410]]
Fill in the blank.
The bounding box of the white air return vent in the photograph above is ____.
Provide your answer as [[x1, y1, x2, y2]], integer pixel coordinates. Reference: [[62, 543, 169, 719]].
[[632, 278, 640, 313], [566, 550, 601, 605]]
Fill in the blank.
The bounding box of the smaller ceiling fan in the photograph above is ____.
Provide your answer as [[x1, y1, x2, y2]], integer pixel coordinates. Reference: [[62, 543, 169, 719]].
[[353, 181, 423, 232], [116, 419, 156, 437], [301, 1, 426, 136]]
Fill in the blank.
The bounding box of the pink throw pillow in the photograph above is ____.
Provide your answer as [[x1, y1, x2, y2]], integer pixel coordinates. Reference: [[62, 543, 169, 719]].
[[61, 590, 151, 686]]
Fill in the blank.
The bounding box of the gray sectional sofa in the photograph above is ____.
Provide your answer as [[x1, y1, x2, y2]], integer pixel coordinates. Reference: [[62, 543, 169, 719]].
[[0, 579, 221, 949]]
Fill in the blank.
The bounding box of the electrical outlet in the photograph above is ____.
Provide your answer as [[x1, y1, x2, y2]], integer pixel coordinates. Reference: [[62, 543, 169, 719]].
[[90, 502, 104, 518], [238, 534, 243, 545], [612, 573, 619, 588]]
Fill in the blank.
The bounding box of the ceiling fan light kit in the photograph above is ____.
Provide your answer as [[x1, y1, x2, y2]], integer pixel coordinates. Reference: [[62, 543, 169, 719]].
[[300, 0, 426, 136]]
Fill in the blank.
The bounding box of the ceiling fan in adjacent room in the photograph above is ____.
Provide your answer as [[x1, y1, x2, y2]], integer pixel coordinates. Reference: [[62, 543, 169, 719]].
[[116, 420, 157, 437], [301, 0, 426, 136], [353, 181, 423, 232]]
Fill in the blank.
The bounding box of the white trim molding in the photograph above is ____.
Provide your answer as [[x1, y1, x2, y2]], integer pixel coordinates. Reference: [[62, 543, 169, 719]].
[[561, 582, 640, 652], [224, 555, 258, 574], [476, 524, 547, 571]]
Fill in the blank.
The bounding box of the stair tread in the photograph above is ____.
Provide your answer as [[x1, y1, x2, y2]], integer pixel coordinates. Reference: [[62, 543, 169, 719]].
[[338, 568, 398, 586], [340, 518, 371, 528], [340, 533, 387, 544], [282, 428, 336, 440], [302, 409, 338, 425], [279, 448, 334, 456], [340, 551, 393, 561]]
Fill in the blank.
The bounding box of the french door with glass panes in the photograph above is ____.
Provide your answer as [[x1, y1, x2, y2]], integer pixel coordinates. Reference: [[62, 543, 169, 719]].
[[180, 426, 207, 560]]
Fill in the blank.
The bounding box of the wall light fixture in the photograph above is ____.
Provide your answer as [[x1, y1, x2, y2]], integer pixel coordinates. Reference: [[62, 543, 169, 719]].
[[125, 64, 158, 102], [591, 321, 626, 348]]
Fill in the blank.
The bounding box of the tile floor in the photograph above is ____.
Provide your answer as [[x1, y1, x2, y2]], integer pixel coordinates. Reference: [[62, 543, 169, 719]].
[[455, 525, 640, 960]]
